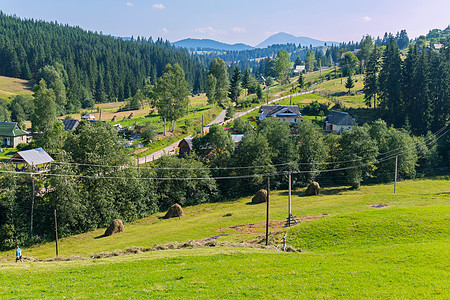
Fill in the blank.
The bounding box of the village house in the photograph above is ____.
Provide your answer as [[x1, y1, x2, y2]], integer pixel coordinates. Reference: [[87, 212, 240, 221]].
[[294, 65, 305, 73], [178, 134, 244, 157], [259, 105, 302, 125], [322, 110, 354, 134], [0, 121, 30, 148]]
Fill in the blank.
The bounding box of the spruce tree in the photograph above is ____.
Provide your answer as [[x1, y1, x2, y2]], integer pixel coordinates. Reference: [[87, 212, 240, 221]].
[[363, 47, 379, 107], [241, 69, 251, 95], [228, 66, 241, 103], [345, 74, 354, 94]]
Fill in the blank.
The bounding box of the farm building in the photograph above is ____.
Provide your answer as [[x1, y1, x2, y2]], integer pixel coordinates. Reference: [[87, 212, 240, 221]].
[[58, 119, 79, 131], [322, 110, 354, 134], [9, 148, 54, 172], [259, 105, 302, 125], [81, 113, 96, 120], [0, 121, 30, 148]]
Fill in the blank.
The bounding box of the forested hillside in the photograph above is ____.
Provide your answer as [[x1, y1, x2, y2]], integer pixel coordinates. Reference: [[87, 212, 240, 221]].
[[0, 12, 206, 112]]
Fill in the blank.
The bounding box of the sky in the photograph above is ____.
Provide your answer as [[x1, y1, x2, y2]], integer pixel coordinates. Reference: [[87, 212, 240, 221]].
[[1, 0, 449, 46]]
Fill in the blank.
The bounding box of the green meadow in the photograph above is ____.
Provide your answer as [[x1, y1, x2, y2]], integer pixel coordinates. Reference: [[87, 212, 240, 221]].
[[0, 178, 449, 298]]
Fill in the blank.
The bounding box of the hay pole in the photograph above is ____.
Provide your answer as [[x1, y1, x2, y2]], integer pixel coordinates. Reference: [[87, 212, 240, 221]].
[[288, 171, 291, 227]]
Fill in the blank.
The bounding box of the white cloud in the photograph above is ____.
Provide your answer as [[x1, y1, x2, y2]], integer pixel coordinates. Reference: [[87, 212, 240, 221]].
[[362, 16, 372, 22], [194, 26, 217, 35], [153, 3, 165, 10], [125, 2, 134, 7], [159, 27, 168, 34], [231, 27, 246, 33]]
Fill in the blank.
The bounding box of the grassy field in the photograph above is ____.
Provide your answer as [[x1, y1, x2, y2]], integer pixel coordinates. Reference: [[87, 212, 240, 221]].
[[0, 178, 448, 298], [0, 76, 34, 100]]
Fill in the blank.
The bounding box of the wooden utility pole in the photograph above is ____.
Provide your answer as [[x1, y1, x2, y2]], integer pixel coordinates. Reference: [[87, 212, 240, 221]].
[[289, 95, 292, 105], [394, 155, 398, 193], [288, 171, 292, 227], [30, 172, 35, 238], [201, 114, 204, 136], [54, 209, 59, 257], [265, 177, 270, 246]]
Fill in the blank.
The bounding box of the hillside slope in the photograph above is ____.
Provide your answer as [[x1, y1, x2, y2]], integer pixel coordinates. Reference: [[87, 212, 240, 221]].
[[1, 178, 448, 298]]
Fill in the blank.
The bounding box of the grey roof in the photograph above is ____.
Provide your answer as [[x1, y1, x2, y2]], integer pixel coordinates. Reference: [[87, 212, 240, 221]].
[[180, 137, 193, 150], [323, 110, 354, 126], [231, 134, 244, 143], [260, 105, 301, 118], [9, 148, 54, 165], [58, 119, 79, 131]]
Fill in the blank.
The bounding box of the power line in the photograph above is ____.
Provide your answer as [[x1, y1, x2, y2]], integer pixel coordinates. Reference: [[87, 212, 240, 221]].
[[49, 124, 449, 170]]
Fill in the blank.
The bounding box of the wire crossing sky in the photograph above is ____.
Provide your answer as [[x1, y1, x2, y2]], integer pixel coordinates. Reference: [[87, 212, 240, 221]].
[[1, 0, 448, 46]]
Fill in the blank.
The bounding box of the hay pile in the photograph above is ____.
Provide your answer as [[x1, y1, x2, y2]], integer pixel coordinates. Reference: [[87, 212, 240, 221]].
[[128, 112, 134, 119], [164, 204, 183, 219], [104, 219, 125, 236], [111, 115, 117, 122], [252, 189, 267, 204], [305, 182, 320, 196]]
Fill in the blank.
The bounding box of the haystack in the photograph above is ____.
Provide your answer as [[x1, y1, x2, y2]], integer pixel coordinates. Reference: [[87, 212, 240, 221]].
[[164, 204, 183, 219], [104, 219, 125, 236], [128, 112, 134, 119], [305, 182, 320, 196], [252, 189, 267, 204], [111, 115, 117, 122]]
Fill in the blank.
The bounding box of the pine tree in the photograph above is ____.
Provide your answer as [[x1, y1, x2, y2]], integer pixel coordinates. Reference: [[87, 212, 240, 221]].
[[378, 39, 403, 126], [241, 69, 251, 95], [228, 66, 241, 103], [298, 72, 304, 89], [363, 47, 379, 107], [345, 74, 354, 94]]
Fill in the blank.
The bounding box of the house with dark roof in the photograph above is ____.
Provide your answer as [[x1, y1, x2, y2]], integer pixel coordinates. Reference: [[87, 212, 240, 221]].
[[0, 121, 30, 148], [322, 110, 354, 134], [259, 105, 302, 125], [58, 119, 80, 131], [9, 148, 54, 172], [177, 134, 245, 157]]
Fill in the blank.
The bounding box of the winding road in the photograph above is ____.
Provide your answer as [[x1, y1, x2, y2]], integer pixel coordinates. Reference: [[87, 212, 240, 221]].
[[138, 90, 313, 164]]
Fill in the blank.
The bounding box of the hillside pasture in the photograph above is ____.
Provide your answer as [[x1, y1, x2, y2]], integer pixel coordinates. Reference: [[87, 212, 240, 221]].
[[0, 76, 34, 100], [0, 178, 448, 298]]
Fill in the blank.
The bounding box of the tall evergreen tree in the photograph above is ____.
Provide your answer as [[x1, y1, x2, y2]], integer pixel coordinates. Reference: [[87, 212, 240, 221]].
[[241, 69, 251, 95], [345, 74, 354, 93], [228, 66, 241, 103], [378, 39, 403, 126], [363, 47, 379, 107]]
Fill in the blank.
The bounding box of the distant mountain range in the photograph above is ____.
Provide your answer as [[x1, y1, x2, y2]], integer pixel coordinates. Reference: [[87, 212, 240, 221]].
[[173, 38, 254, 51], [256, 32, 339, 48], [173, 32, 339, 51]]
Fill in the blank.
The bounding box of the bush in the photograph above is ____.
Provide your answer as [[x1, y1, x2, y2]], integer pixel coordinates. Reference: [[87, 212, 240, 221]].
[[226, 106, 236, 119], [302, 101, 329, 116]]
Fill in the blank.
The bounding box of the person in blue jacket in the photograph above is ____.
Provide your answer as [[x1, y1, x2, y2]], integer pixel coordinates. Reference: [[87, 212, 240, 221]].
[[16, 245, 23, 262]]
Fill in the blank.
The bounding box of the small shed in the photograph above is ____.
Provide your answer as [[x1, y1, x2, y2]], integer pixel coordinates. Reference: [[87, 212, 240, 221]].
[[178, 138, 193, 157], [9, 148, 54, 172]]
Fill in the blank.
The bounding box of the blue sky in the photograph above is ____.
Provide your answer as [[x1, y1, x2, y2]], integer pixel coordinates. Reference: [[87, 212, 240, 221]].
[[1, 0, 449, 46]]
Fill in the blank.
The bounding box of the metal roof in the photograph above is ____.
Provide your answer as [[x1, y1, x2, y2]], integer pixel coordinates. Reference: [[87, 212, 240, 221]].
[[323, 110, 354, 126], [260, 105, 301, 118], [58, 119, 80, 131], [0, 122, 28, 137], [9, 148, 54, 165]]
